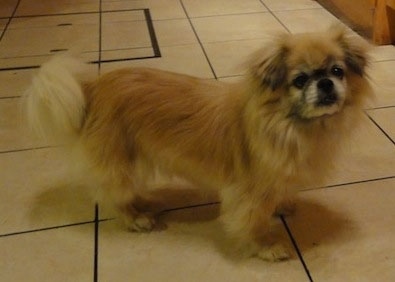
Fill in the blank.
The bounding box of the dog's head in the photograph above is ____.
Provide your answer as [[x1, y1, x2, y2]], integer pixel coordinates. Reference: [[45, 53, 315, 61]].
[[249, 25, 372, 120]]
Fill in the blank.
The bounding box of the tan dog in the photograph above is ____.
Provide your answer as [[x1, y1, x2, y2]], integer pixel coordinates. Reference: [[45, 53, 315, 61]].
[[25, 25, 373, 261]]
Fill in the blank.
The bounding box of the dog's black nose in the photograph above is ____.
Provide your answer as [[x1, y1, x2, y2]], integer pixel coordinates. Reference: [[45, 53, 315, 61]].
[[317, 78, 337, 106], [317, 78, 334, 93]]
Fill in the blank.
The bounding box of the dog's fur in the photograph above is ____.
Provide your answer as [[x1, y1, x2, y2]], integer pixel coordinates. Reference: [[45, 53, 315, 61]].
[[25, 26, 373, 261]]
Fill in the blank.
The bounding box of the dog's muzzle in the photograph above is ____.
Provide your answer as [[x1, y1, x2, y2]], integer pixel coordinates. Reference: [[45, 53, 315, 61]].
[[317, 78, 337, 106]]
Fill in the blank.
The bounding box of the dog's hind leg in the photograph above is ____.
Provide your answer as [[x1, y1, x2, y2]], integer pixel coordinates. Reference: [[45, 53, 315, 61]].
[[99, 168, 160, 232]]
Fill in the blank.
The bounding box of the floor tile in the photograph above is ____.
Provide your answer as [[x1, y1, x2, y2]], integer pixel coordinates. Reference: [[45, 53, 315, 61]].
[[101, 48, 154, 61], [287, 178, 395, 281], [182, 0, 267, 18], [1, 0, 394, 280], [262, 0, 322, 11], [0, 18, 9, 31], [153, 19, 197, 47], [10, 13, 99, 28], [0, 148, 94, 235], [218, 75, 244, 83], [0, 97, 46, 152], [321, 115, 395, 187], [191, 13, 286, 43], [274, 8, 340, 33], [101, 17, 151, 51], [98, 205, 309, 282], [0, 14, 99, 69], [100, 44, 214, 78], [0, 224, 94, 282], [102, 0, 186, 20], [0, 0, 18, 17], [101, 14, 198, 52], [0, 68, 34, 98], [367, 107, 395, 143], [370, 45, 395, 62], [368, 61, 395, 108], [15, 0, 99, 16], [203, 39, 271, 77]]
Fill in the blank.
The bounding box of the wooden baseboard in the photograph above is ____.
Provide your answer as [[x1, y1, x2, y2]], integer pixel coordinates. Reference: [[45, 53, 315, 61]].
[[316, 0, 394, 45]]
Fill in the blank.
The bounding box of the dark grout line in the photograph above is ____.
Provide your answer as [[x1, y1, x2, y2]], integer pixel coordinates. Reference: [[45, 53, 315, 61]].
[[302, 175, 395, 192], [93, 204, 99, 282], [0, 145, 55, 155], [0, 220, 93, 238], [0, 65, 39, 72], [8, 8, 149, 19], [92, 56, 158, 65], [179, 0, 218, 79], [144, 9, 161, 58], [280, 216, 314, 282], [366, 113, 395, 146], [365, 105, 395, 111], [257, 0, 291, 34], [0, 95, 21, 99], [97, 0, 103, 74], [0, 0, 21, 42], [162, 201, 220, 214]]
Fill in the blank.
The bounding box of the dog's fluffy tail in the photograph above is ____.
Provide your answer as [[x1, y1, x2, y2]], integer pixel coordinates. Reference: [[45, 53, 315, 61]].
[[25, 55, 93, 143]]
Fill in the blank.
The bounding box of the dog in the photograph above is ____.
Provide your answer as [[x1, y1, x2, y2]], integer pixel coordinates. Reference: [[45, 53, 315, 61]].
[[25, 25, 373, 261]]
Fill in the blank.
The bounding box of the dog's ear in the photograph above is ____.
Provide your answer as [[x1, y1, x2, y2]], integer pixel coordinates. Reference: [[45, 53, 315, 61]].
[[329, 25, 370, 76], [249, 38, 290, 91]]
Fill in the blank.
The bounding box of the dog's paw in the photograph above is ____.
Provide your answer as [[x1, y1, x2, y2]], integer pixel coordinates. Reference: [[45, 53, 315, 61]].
[[257, 244, 291, 261], [124, 213, 157, 232]]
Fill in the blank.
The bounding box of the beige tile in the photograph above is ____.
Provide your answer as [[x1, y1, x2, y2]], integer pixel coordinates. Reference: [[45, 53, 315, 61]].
[[15, 0, 99, 16], [0, 0, 18, 17], [98, 205, 308, 282], [101, 14, 198, 58], [262, 0, 322, 11], [274, 8, 340, 34], [367, 107, 395, 143], [0, 18, 9, 30], [182, 0, 267, 17], [102, 0, 186, 20], [0, 69, 34, 98], [370, 45, 395, 62], [100, 44, 214, 78], [153, 19, 198, 47], [218, 75, 244, 83], [0, 148, 94, 235], [101, 20, 151, 51], [368, 61, 395, 108], [0, 14, 99, 68], [101, 48, 154, 61], [0, 224, 94, 281], [287, 178, 395, 281], [322, 115, 395, 187], [102, 9, 145, 22], [10, 13, 99, 29], [203, 39, 271, 77], [143, 0, 187, 20], [0, 52, 99, 70], [0, 97, 46, 152], [192, 13, 286, 43]]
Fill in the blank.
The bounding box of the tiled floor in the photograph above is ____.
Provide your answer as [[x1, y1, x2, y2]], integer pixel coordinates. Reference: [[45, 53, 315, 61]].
[[1, 0, 394, 281]]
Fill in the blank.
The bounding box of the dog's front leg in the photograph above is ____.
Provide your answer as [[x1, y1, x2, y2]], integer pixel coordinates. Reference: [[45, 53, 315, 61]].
[[220, 188, 291, 261]]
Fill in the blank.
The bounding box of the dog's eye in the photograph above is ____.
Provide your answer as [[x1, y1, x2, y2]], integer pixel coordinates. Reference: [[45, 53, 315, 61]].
[[331, 66, 344, 78], [292, 73, 309, 89]]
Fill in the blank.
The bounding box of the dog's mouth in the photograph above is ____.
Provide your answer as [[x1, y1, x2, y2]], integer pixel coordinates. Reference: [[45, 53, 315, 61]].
[[288, 101, 343, 122]]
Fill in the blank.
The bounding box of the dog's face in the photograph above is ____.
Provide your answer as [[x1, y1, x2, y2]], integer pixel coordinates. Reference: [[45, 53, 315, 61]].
[[250, 26, 370, 121]]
